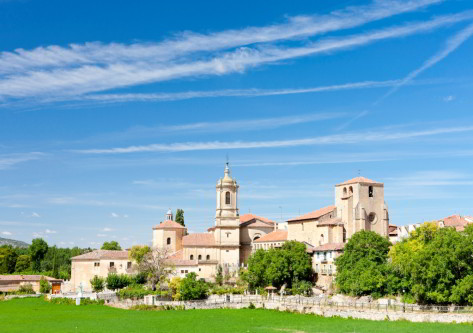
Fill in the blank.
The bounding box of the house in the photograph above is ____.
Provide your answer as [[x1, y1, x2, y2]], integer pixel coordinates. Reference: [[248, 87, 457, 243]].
[[0, 275, 62, 294]]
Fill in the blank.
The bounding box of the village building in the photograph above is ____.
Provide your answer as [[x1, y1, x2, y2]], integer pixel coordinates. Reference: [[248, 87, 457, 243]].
[[0, 275, 62, 294]]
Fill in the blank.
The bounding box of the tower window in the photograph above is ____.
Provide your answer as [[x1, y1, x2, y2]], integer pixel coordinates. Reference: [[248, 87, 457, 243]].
[[167, 237, 171, 245], [206, 255, 210, 260], [198, 255, 202, 260], [349, 186, 353, 194], [369, 186, 374, 197], [343, 187, 347, 196], [225, 191, 231, 205], [190, 255, 194, 260]]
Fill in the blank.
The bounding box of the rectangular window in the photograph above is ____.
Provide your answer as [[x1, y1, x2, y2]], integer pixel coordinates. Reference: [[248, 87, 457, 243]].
[[226, 250, 229, 253], [199, 268, 201, 272], [94, 262, 100, 267], [185, 270, 188, 273], [181, 270, 184, 273], [369, 186, 374, 197], [127, 262, 132, 269], [110, 262, 114, 268], [329, 251, 332, 259]]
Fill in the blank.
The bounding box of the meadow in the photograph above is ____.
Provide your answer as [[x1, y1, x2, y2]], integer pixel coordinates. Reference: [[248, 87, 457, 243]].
[[1, 297, 472, 333]]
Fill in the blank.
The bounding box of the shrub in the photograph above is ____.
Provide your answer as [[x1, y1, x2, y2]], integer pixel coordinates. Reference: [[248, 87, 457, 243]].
[[39, 276, 51, 294], [292, 280, 313, 296], [169, 277, 181, 301], [49, 297, 104, 305], [117, 285, 158, 300], [179, 273, 208, 300], [106, 273, 131, 290], [132, 272, 147, 285], [18, 283, 35, 294], [248, 302, 256, 309], [90, 276, 105, 293]]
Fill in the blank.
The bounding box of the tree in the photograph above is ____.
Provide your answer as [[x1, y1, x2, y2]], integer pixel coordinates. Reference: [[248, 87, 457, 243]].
[[0, 245, 18, 274], [101, 241, 122, 250], [169, 277, 182, 300], [39, 276, 51, 294], [137, 247, 173, 290], [15, 255, 31, 272], [335, 230, 392, 297], [175, 209, 185, 227], [129, 245, 151, 264], [29, 238, 48, 272], [90, 275, 105, 292], [179, 272, 208, 300], [215, 265, 223, 286], [106, 273, 130, 291]]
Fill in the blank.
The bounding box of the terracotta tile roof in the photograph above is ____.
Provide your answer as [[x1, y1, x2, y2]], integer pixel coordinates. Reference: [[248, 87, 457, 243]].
[[153, 220, 186, 230], [165, 250, 198, 266], [309, 243, 345, 252], [441, 215, 472, 231], [247, 221, 276, 228], [240, 213, 275, 224], [254, 230, 288, 243], [317, 218, 343, 226], [182, 233, 215, 247], [388, 225, 398, 234], [337, 177, 382, 186], [287, 206, 336, 222], [0, 275, 62, 282], [71, 250, 129, 260]]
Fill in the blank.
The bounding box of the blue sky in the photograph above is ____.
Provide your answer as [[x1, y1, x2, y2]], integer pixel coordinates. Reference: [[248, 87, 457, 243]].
[[1, 0, 473, 248]]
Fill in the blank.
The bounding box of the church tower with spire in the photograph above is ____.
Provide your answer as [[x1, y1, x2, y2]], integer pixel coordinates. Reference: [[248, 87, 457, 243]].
[[214, 163, 240, 268]]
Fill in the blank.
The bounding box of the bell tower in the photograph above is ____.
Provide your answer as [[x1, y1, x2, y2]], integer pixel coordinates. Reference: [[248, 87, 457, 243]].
[[214, 163, 240, 267]]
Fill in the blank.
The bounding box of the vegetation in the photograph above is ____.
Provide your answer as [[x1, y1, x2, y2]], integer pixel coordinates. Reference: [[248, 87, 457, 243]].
[[105, 273, 131, 291], [179, 273, 208, 300], [17, 283, 35, 294], [135, 247, 172, 290], [246, 240, 313, 291], [128, 245, 150, 264], [101, 241, 122, 251], [215, 264, 223, 286], [175, 209, 185, 227], [39, 276, 51, 294], [117, 285, 159, 299], [30, 238, 49, 272], [90, 276, 105, 292], [1, 297, 472, 333]]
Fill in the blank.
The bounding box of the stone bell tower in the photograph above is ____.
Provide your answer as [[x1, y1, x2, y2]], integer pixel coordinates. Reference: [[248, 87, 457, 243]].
[[214, 163, 240, 267]]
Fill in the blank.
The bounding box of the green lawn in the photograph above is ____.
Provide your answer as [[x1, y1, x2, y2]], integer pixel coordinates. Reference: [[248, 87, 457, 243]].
[[1, 298, 471, 333]]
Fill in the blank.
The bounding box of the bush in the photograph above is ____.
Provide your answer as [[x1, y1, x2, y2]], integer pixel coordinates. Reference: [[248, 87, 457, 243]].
[[106, 273, 131, 290], [292, 280, 313, 296], [117, 285, 158, 300], [49, 297, 105, 306], [169, 277, 181, 301], [90, 276, 105, 293], [18, 283, 35, 294], [131, 272, 147, 285], [179, 273, 208, 300], [39, 276, 51, 294]]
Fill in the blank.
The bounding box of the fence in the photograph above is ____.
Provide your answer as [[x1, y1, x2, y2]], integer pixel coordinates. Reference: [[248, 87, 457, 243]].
[[147, 294, 473, 314]]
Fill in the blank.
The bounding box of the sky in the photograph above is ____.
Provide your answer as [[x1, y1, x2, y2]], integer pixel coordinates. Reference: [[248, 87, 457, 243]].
[[1, 0, 473, 249]]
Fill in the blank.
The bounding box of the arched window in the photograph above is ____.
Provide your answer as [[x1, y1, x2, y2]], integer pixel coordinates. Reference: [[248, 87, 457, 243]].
[[225, 191, 231, 205], [166, 237, 171, 245], [343, 187, 347, 196], [319, 234, 324, 245], [349, 186, 353, 194], [198, 255, 202, 260], [190, 255, 194, 260], [253, 235, 260, 242], [369, 186, 374, 197], [206, 255, 210, 260]]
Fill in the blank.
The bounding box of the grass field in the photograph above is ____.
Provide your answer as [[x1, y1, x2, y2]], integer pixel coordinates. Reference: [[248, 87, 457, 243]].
[[1, 298, 472, 333]]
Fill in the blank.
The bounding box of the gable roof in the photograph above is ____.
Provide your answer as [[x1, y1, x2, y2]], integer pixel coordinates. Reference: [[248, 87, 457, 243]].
[[336, 177, 382, 186], [239, 213, 275, 225], [71, 250, 129, 261], [287, 205, 336, 222], [441, 215, 472, 231], [254, 230, 288, 243], [153, 220, 186, 230], [0, 275, 62, 282], [317, 218, 343, 226], [309, 243, 345, 252], [182, 233, 215, 247]]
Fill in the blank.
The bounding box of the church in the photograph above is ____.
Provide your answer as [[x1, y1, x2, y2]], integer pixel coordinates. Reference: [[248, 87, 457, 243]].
[[153, 164, 390, 284]]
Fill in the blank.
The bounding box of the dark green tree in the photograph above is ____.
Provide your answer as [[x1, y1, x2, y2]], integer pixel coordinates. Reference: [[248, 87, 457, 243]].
[[335, 230, 392, 297], [179, 272, 208, 300], [15, 254, 31, 272], [90, 275, 105, 292], [215, 264, 223, 286], [101, 241, 122, 251], [175, 209, 185, 226], [29, 238, 48, 272], [0, 245, 18, 274], [106, 273, 131, 290]]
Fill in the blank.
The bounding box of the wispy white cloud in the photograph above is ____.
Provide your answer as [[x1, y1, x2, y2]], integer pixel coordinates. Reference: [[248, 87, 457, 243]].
[[96, 233, 107, 237], [45, 229, 57, 234], [0, 152, 44, 170], [378, 22, 473, 101], [74, 125, 473, 154], [1, 231, 12, 236], [31, 212, 40, 218], [1, 5, 467, 103], [443, 95, 455, 102], [103, 227, 113, 232]]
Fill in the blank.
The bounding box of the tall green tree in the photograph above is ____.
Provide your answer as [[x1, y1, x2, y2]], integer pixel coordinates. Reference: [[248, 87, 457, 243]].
[[29, 238, 48, 272], [175, 209, 185, 226], [15, 254, 31, 272], [0, 245, 18, 274], [335, 230, 393, 297], [101, 241, 122, 250], [129, 245, 150, 264]]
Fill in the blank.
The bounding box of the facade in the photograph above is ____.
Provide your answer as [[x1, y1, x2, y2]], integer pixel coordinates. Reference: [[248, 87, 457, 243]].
[[71, 250, 131, 292], [0, 275, 62, 294]]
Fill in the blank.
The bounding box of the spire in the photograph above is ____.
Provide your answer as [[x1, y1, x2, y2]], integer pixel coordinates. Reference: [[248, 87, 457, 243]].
[[224, 162, 230, 177], [166, 209, 173, 221]]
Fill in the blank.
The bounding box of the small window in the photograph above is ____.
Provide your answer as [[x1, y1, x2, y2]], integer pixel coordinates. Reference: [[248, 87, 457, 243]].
[[167, 237, 171, 245], [181, 270, 184, 273], [226, 250, 229, 253], [199, 268, 201, 272], [198, 255, 202, 260], [127, 262, 132, 269], [349, 186, 353, 194], [190, 255, 194, 260], [94, 262, 100, 267], [225, 191, 231, 205], [206, 255, 210, 260], [301, 223, 304, 231], [185, 270, 188, 273], [329, 252, 332, 259], [110, 262, 114, 268], [369, 186, 374, 197], [317, 252, 320, 259], [343, 187, 347, 195]]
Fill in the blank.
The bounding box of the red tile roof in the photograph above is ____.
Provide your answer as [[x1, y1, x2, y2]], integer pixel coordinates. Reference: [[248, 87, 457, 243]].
[[254, 230, 288, 243], [441, 215, 472, 231], [317, 218, 343, 226], [182, 233, 215, 247], [166, 250, 198, 266], [337, 177, 382, 186], [239, 213, 275, 224], [153, 220, 186, 230], [0, 275, 62, 282], [71, 250, 129, 260], [287, 206, 336, 222], [309, 243, 345, 252]]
